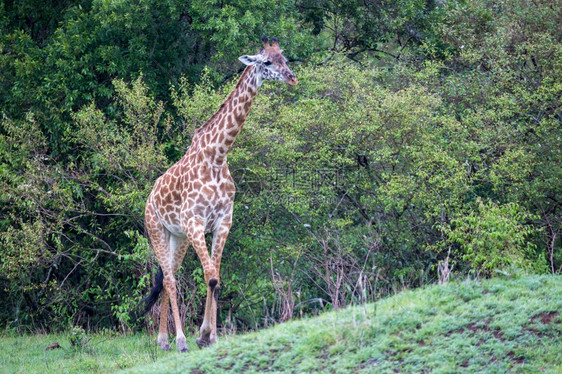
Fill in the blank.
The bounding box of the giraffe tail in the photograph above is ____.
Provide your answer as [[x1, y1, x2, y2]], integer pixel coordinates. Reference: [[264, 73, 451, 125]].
[[133, 266, 164, 321]]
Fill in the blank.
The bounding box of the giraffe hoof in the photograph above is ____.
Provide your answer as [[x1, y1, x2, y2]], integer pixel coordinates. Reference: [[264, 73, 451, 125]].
[[209, 277, 218, 289], [158, 335, 171, 351], [196, 337, 210, 348], [176, 336, 188, 352]]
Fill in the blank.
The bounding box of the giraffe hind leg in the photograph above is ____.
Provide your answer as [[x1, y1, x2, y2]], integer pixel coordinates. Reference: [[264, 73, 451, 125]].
[[138, 266, 170, 350], [164, 233, 190, 352], [162, 274, 188, 352], [146, 216, 189, 352], [157, 289, 171, 351]]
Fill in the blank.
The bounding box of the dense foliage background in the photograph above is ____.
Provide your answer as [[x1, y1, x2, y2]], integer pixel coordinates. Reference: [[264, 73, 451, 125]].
[[1, 0, 560, 333]]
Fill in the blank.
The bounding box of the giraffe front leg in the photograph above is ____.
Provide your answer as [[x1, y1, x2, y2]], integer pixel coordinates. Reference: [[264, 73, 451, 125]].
[[184, 218, 218, 348], [186, 218, 219, 286], [207, 220, 232, 345], [196, 285, 217, 348]]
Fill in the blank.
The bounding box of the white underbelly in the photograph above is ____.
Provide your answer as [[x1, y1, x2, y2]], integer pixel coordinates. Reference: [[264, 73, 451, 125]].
[[162, 221, 187, 238]]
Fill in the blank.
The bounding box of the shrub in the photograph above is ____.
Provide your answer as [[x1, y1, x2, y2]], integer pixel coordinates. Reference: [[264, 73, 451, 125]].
[[447, 199, 546, 276]]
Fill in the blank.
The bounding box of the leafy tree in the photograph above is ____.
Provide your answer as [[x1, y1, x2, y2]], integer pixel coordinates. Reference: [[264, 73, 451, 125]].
[[1, 0, 560, 332], [297, 0, 445, 61]]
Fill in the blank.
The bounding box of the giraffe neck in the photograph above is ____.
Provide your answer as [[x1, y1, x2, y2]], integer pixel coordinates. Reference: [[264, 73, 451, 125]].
[[196, 65, 260, 166]]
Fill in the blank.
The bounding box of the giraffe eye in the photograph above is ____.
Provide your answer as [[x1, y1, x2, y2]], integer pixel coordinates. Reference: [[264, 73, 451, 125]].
[[264, 60, 272, 66]]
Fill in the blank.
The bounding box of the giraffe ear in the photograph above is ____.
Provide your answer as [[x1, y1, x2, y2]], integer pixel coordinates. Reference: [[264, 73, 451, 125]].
[[238, 54, 263, 66]]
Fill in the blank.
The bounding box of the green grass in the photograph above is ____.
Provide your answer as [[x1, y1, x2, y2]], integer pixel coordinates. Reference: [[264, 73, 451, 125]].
[[2, 276, 561, 373], [0, 330, 190, 373]]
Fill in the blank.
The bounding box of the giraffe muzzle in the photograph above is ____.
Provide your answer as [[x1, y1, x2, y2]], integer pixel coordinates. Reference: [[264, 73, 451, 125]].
[[286, 74, 298, 85]]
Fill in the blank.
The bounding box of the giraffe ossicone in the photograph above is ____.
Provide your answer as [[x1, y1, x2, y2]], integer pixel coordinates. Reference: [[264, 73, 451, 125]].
[[140, 36, 297, 351]]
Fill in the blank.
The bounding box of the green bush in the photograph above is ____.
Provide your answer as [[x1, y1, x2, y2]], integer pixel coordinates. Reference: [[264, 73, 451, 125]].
[[447, 199, 546, 276], [0, 0, 560, 332]]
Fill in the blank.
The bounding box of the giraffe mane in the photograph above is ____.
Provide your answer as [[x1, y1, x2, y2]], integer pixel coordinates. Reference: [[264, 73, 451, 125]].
[[194, 65, 254, 136]]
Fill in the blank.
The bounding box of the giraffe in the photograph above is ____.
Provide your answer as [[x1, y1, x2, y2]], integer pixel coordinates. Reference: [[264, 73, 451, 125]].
[[140, 36, 298, 352]]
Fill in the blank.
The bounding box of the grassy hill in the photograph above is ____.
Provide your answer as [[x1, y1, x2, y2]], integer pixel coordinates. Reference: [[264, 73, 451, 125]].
[[128, 275, 561, 373], [1, 275, 560, 373]]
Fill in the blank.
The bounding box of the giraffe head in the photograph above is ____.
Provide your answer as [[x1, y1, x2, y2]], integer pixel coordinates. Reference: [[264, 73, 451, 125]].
[[238, 36, 298, 86]]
